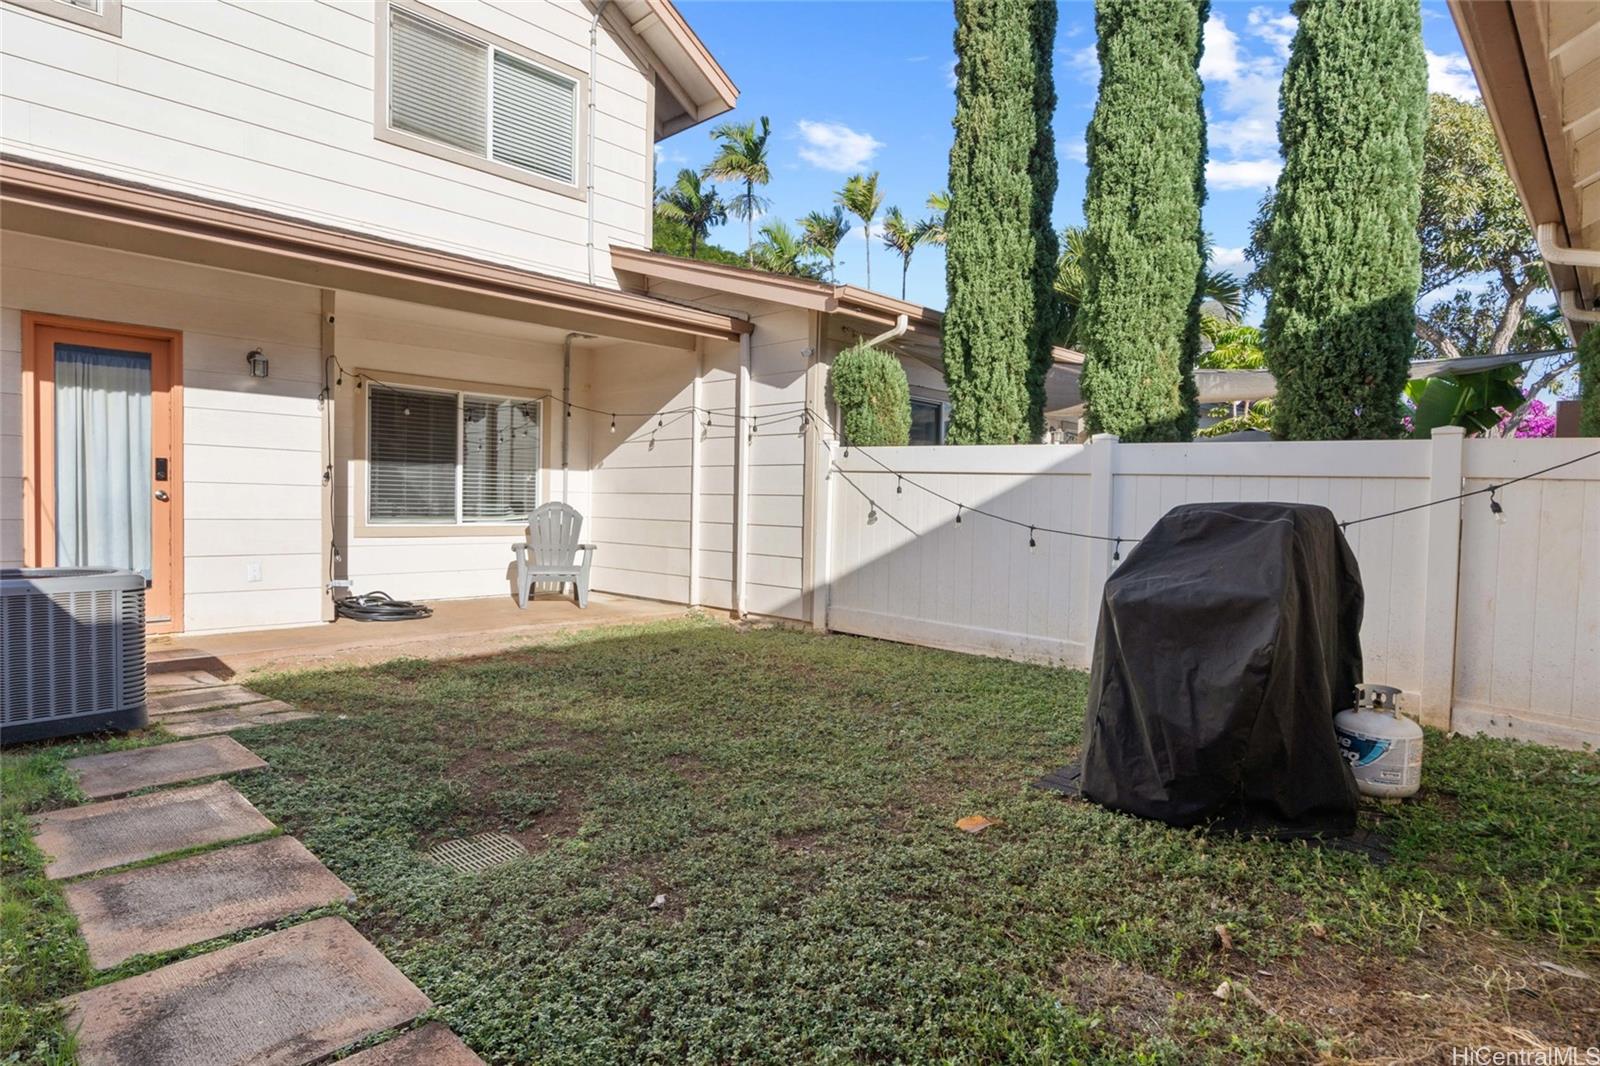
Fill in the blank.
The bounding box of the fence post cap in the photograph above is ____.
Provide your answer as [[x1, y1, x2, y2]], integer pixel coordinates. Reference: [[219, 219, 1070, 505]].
[[1429, 426, 1467, 439], [1090, 434, 1120, 444]]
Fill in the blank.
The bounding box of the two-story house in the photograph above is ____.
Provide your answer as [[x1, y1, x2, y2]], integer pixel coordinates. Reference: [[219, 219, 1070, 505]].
[[1, 0, 1083, 637]]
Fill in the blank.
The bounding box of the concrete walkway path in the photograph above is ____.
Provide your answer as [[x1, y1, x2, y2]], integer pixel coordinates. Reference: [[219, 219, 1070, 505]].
[[35, 735, 484, 1064]]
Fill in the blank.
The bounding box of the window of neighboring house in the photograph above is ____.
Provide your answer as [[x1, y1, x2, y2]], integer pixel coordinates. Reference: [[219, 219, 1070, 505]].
[[382, 4, 581, 192], [909, 398, 947, 445], [4, 0, 122, 35], [367, 382, 540, 525]]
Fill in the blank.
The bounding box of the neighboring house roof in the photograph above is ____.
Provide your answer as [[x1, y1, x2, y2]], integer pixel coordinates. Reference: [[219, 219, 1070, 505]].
[[609, 244, 1086, 414], [1197, 348, 1569, 406], [1448, 1, 1598, 339], [605, 1, 739, 137], [0, 157, 750, 346]]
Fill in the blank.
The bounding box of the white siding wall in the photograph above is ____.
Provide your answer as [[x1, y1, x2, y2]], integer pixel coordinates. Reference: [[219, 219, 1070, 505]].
[[333, 292, 588, 605], [585, 286, 813, 620], [0, 0, 653, 285], [0, 233, 326, 631]]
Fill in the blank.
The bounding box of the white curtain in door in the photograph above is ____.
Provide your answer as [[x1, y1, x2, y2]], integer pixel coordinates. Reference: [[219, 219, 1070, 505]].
[[55, 345, 152, 577]]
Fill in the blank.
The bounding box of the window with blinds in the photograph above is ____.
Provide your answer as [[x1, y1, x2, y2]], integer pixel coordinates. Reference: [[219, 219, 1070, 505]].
[[367, 384, 540, 526], [387, 6, 578, 186]]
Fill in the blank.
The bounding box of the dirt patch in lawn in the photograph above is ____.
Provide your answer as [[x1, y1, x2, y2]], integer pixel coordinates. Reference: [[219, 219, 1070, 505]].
[[509, 799, 583, 854], [1228, 931, 1596, 1062]]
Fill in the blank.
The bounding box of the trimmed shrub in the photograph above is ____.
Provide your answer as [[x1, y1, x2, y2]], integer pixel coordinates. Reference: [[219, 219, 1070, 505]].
[[1079, 0, 1208, 442], [1581, 326, 1600, 436], [832, 344, 911, 446], [1259, 0, 1428, 439], [942, 0, 1060, 443]]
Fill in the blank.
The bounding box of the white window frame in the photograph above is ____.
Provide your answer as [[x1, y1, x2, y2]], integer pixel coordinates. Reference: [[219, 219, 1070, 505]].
[[356, 370, 547, 538], [374, 0, 586, 200], [4, 0, 122, 35], [908, 395, 950, 446]]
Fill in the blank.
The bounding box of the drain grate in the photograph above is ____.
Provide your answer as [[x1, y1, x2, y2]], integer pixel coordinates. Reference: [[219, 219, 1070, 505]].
[[424, 831, 528, 874]]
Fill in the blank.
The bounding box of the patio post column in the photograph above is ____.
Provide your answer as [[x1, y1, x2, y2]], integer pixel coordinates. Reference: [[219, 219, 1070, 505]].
[[688, 337, 703, 608], [1418, 425, 1465, 729], [319, 289, 337, 623], [1083, 433, 1119, 669], [733, 330, 751, 618]]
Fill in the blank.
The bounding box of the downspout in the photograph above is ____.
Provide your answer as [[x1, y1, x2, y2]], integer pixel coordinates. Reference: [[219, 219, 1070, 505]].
[[1536, 222, 1600, 268], [733, 331, 751, 618], [1559, 289, 1600, 324], [865, 313, 909, 349], [585, 1, 609, 286]]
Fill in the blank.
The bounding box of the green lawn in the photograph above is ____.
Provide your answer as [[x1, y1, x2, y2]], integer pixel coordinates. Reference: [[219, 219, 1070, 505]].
[[5, 617, 1597, 1064]]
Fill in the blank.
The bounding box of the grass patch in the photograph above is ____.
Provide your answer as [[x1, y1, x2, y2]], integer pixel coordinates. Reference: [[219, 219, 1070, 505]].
[[6, 618, 1596, 1063]]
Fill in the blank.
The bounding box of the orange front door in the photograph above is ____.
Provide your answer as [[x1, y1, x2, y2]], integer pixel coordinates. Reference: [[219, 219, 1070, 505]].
[[22, 314, 185, 632]]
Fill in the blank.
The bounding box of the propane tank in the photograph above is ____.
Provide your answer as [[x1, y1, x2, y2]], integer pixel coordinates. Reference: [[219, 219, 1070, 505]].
[[1335, 684, 1423, 799]]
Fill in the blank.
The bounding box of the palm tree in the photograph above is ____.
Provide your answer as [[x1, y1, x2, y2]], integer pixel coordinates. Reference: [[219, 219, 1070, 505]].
[[800, 207, 851, 283], [880, 208, 921, 300], [704, 116, 773, 266], [653, 169, 726, 257], [913, 190, 950, 246], [837, 172, 884, 288], [752, 220, 824, 279]]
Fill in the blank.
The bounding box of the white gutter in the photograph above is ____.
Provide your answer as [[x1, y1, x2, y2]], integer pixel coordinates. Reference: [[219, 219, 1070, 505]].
[[733, 331, 751, 618], [1537, 222, 1600, 268], [865, 313, 909, 348], [585, 1, 609, 286], [1559, 288, 1600, 323]]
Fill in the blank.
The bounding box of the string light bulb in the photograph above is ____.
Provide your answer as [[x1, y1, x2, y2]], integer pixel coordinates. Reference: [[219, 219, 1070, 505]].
[[1112, 539, 1122, 562], [1028, 526, 1037, 552], [955, 505, 962, 525], [896, 475, 903, 495], [867, 501, 879, 525], [1489, 487, 1504, 524], [610, 414, 616, 434]]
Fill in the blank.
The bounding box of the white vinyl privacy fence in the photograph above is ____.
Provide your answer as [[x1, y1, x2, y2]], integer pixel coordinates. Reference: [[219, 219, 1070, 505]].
[[818, 429, 1600, 750]]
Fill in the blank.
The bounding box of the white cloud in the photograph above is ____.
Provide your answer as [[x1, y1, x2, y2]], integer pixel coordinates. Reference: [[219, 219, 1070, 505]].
[[1064, 137, 1087, 164], [1210, 245, 1249, 276], [1245, 8, 1297, 59], [1201, 14, 1287, 172], [1206, 158, 1282, 190], [1065, 43, 1099, 85], [1427, 50, 1479, 100], [795, 120, 884, 173], [1199, 14, 1245, 82]]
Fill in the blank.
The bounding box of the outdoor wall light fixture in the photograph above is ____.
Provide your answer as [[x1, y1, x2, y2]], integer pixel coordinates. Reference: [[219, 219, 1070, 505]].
[[246, 348, 269, 378]]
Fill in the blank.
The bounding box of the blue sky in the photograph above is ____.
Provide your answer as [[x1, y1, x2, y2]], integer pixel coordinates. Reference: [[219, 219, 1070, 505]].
[[664, 1, 1480, 316]]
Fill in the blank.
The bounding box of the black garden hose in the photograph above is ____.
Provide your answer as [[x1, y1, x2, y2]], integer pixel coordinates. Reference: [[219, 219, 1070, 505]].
[[334, 591, 434, 622]]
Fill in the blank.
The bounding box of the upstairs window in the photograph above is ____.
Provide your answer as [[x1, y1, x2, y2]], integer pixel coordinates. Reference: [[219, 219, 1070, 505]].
[[4, 0, 122, 35], [382, 3, 581, 191]]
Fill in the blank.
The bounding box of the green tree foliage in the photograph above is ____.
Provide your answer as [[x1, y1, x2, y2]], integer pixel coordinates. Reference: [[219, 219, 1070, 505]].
[[704, 117, 773, 266], [651, 214, 745, 267], [752, 221, 825, 280], [1078, 0, 1208, 442], [1256, 0, 1427, 440], [914, 191, 949, 246], [943, 0, 1060, 443], [880, 208, 921, 300], [831, 343, 911, 446], [800, 207, 851, 283], [653, 169, 726, 258], [1581, 327, 1600, 436], [837, 173, 884, 289], [1057, 224, 1240, 350], [1198, 322, 1266, 370]]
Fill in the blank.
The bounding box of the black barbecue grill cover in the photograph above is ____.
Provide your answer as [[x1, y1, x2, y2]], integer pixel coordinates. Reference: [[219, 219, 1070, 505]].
[[1077, 502, 1364, 837]]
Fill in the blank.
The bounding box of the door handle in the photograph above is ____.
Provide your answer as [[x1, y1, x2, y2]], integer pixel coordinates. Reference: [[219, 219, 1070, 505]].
[[154, 490, 170, 502]]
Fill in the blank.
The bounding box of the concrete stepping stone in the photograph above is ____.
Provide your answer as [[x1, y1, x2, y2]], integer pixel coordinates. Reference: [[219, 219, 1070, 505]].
[[31, 781, 274, 880], [61, 916, 431, 1066], [67, 736, 267, 799], [148, 684, 272, 717], [163, 705, 313, 737], [147, 669, 227, 692], [340, 1023, 487, 1066], [63, 836, 354, 969]]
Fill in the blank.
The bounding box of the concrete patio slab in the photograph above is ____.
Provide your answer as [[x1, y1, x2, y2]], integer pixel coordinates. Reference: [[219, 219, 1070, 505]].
[[148, 684, 273, 717], [163, 705, 312, 737], [61, 917, 431, 1066], [67, 737, 267, 799], [63, 836, 354, 969], [32, 781, 275, 880], [339, 1023, 487, 1066]]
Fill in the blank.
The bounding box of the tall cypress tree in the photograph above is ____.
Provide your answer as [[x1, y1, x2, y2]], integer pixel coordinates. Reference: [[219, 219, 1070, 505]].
[[1079, 0, 1208, 442], [943, 0, 1060, 444], [1260, 0, 1427, 439]]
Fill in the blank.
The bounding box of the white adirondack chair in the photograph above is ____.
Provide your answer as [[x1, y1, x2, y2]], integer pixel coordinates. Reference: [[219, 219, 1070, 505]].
[[512, 502, 596, 608]]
